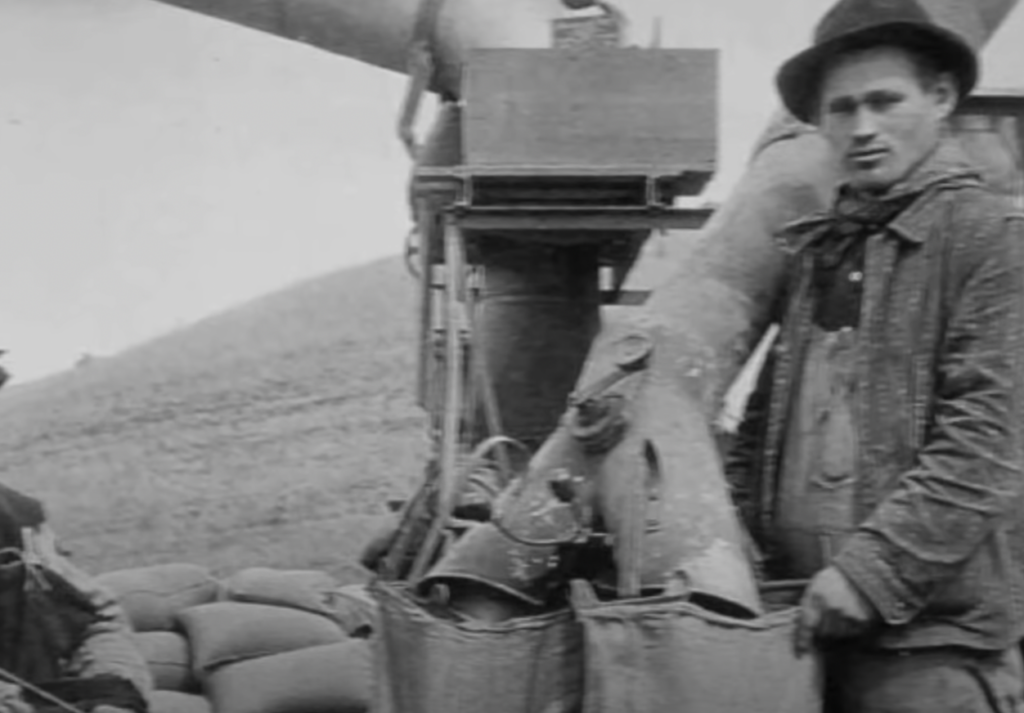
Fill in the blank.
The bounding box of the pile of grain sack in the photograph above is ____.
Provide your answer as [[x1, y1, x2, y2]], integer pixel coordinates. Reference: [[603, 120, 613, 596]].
[[95, 564, 377, 713]]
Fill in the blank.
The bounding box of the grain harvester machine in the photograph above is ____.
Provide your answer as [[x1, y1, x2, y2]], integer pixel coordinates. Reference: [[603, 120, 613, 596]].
[[381, 7, 734, 597], [381, 28, 1024, 615], [146, 0, 1024, 616], [145, 0, 764, 618]]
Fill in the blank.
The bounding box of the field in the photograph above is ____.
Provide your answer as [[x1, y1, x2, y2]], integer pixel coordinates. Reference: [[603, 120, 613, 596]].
[[0, 233, 746, 583], [0, 256, 426, 582]]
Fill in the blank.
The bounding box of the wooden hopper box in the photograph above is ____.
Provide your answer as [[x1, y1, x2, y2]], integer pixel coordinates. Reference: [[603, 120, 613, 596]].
[[460, 48, 719, 206]]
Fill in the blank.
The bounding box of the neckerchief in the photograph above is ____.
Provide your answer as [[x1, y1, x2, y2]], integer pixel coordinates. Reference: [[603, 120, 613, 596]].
[[808, 142, 982, 329]]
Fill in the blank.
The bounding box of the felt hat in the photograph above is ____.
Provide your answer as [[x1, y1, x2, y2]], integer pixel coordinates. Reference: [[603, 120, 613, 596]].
[[776, 0, 978, 123]]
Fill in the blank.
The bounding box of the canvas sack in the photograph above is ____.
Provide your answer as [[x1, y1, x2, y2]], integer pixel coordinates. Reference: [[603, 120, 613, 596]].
[[571, 579, 823, 713], [205, 640, 371, 713], [96, 564, 220, 632], [371, 579, 583, 713], [177, 602, 346, 679]]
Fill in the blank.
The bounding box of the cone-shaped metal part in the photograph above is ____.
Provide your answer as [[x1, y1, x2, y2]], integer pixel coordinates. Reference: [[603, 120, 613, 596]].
[[590, 343, 763, 612], [472, 240, 602, 451], [426, 427, 590, 607]]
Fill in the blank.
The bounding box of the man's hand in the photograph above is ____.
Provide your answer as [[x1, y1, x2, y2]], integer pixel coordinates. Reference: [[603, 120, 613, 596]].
[[794, 566, 879, 656]]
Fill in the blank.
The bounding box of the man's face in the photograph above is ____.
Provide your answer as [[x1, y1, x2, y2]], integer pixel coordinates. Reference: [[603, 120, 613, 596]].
[[817, 46, 956, 192]]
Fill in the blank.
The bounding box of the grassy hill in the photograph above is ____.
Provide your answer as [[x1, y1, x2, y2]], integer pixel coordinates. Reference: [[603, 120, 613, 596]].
[[0, 233, 719, 582], [0, 256, 427, 581]]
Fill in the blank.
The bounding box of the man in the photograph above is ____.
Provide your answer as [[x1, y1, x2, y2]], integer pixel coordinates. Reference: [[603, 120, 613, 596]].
[[727, 0, 1024, 710], [0, 483, 152, 713]]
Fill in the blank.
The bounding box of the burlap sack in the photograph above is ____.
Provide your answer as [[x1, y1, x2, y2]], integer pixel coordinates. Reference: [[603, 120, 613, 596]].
[[571, 580, 823, 713], [150, 691, 213, 713], [97, 564, 220, 632], [221, 568, 339, 618], [132, 631, 196, 692], [176, 602, 347, 679], [327, 584, 378, 637], [205, 641, 371, 713], [372, 580, 583, 713]]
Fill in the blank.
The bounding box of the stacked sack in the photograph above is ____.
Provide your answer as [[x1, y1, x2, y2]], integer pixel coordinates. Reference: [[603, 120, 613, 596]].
[[96, 564, 220, 713], [97, 564, 379, 713]]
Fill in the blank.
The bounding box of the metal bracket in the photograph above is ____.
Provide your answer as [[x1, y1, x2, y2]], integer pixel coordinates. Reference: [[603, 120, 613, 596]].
[[396, 0, 448, 158]]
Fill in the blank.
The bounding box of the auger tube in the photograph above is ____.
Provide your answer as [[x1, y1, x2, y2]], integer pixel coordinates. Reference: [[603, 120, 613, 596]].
[[146, 0, 570, 96]]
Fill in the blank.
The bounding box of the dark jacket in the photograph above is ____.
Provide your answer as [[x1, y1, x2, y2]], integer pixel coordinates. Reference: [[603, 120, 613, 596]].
[[727, 142, 1024, 651], [0, 482, 84, 683], [0, 483, 151, 709]]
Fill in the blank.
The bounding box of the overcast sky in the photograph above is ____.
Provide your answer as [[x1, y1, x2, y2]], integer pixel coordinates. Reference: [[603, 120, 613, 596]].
[[1, 0, 1021, 383]]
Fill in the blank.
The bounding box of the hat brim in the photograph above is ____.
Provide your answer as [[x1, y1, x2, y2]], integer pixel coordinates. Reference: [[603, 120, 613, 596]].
[[776, 22, 978, 124]]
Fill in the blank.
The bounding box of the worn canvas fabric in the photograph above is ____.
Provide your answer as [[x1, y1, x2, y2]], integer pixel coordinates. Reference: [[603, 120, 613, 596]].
[[571, 580, 822, 713], [370, 579, 583, 713]]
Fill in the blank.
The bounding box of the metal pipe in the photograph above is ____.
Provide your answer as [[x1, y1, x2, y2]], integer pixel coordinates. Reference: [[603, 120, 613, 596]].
[[146, 0, 567, 96], [472, 239, 601, 451]]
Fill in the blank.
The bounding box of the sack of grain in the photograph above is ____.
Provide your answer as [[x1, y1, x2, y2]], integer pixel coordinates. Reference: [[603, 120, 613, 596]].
[[177, 602, 347, 679], [205, 640, 371, 713], [371, 580, 582, 713], [97, 564, 220, 632], [571, 579, 822, 713], [221, 568, 338, 618], [132, 631, 196, 692], [326, 584, 378, 637], [150, 691, 213, 713]]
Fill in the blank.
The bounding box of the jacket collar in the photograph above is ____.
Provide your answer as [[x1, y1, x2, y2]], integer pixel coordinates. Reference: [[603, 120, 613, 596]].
[[778, 139, 983, 255]]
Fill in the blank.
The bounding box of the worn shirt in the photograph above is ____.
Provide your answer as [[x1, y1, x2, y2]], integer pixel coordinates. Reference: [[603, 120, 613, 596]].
[[727, 140, 1024, 651], [773, 325, 860, 578]]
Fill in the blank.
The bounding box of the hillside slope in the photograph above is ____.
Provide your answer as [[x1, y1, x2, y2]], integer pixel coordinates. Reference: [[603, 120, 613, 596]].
[[0, 256, 427, 580], [0, 233, 719, 581]]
